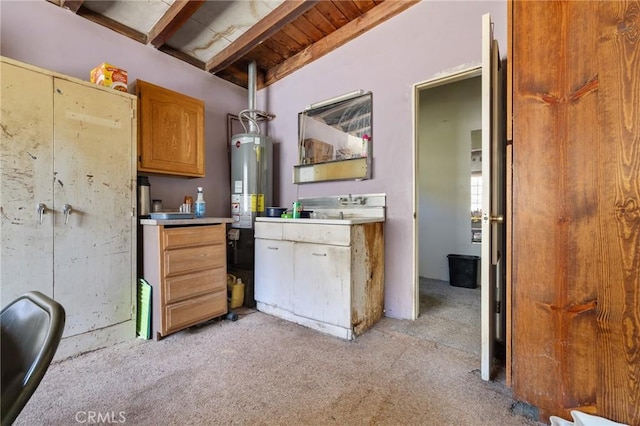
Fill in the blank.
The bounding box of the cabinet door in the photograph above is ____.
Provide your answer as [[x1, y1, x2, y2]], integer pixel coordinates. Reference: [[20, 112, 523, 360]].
[[137, 80, 204, 177], [0, 61, 54, 302], [293, 243, 351, 328], [53, 78, 135, 337], [255, 238, 294, 311]]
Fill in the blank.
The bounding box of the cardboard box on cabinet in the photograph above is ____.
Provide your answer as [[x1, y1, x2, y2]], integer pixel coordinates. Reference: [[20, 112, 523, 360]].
[[90, 63, 128, 92]]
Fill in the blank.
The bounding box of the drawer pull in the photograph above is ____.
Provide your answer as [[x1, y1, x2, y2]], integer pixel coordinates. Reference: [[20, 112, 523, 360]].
[[267, 246, 279, 250], [312, 252, 327, 257]]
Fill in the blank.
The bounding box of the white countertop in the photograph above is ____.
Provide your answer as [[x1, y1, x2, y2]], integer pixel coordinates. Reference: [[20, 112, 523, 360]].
[[255, 217, 384, 225], [140, 217, 234, 226]]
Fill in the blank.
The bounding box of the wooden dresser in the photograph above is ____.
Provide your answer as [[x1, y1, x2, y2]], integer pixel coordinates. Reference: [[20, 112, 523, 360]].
[[141, 218, 232, 340]]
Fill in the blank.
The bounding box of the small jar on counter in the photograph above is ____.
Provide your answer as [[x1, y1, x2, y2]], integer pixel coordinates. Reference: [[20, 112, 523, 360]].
[[183, 195, 193, 214], [152, 199, 163, 212]]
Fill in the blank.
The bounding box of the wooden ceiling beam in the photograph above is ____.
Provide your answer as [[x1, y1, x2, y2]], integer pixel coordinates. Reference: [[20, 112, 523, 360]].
[[159, 45, 207, 70], [76, 7, 146, 44], [148, 0, 205, 48], [264, 0, 419, 87], [59, 0, 84, 13], [206, 0, 319, 74]]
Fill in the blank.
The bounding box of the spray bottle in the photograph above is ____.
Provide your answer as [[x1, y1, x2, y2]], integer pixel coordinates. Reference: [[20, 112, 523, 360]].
[[195, 187, 206, 218]]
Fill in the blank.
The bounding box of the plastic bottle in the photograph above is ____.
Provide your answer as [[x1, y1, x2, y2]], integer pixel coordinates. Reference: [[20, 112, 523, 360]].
[[195, 187, 206, 218]]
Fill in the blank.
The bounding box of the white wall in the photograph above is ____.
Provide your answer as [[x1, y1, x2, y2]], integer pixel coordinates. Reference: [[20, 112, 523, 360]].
[[0, 1, 247, 216], [418, 77, 482, 281], [261, 1, 506, 318]]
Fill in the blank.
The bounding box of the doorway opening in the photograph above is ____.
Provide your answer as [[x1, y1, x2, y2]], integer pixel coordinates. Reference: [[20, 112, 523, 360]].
[[412, 66, 507, 379], [415, 69, 483, 357]]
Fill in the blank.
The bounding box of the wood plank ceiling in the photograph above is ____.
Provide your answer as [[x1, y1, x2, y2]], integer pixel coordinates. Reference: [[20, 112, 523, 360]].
[[47, 0, 419, 89]]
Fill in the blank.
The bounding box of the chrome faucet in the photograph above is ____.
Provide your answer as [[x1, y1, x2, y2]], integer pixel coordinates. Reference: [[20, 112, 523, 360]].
[[339, 194, 365, 206]]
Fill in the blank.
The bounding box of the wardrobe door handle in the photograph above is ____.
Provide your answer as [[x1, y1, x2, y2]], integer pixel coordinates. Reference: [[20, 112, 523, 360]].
[[63, 204, 73, 224], [36, 202, 47, 224]]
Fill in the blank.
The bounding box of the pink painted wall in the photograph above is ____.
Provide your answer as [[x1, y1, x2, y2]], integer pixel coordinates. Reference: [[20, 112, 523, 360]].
[[260, 1, 507, 319], [1, 0, 507, 319], [0, 0, 247, 216]]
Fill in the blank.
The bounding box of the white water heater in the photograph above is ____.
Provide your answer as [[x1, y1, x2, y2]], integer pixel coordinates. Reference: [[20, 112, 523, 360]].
[[230, 61, 274, 229], [230, 133, 272, 228]]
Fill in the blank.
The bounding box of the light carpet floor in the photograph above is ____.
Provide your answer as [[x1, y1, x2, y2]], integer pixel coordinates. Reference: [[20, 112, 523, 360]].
[[15, 280, 539, 426]]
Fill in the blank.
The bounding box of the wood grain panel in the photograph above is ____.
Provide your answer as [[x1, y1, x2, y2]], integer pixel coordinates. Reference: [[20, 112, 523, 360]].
[[512, 0, 640, 423], [512, 0, 599, 418], [595, 1, 640, 423]]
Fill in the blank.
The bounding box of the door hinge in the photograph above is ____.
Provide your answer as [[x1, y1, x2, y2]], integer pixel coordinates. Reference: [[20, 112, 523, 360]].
[[495, 301, 501, 314]]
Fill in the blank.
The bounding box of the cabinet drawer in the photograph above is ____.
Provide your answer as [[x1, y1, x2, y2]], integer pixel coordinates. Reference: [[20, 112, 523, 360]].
[[164, 291, 226, 335], [255, 222, 283, 240], [283, 223, 351, 246], [164, 244, 225, 277], [163, 268, 225, 304], [163, 225, 224, 249]]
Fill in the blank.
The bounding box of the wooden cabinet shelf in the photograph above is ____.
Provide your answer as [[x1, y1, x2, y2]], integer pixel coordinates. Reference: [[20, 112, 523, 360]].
[[136, 80, 205, 177]]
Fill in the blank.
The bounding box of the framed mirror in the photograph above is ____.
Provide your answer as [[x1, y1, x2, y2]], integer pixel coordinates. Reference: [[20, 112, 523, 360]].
[[293, 90, 372, 183]]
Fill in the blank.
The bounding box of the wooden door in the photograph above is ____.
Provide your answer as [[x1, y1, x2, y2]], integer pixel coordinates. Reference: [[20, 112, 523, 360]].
[[511, 1, 639, 423], [0, 60, 54, 303], [53, 78, 135, 337]]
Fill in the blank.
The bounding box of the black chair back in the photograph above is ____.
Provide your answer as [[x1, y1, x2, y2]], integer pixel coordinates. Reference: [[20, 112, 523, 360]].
[[1, 291, 65, 426]]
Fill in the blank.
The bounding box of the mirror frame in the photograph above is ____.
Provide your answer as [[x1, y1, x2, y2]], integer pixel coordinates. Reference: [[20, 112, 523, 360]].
[[293, 91, 372, 184]]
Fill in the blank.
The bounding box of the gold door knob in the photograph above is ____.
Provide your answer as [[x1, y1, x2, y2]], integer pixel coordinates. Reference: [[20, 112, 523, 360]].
[[490, 215, 504, 223]]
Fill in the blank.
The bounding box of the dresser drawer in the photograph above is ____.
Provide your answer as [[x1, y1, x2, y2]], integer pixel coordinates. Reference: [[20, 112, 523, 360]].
[[163, 290, 227, 335], [162, 225, 224, 250], [163, 243, 225, 277], [163, 268, 225, 304]]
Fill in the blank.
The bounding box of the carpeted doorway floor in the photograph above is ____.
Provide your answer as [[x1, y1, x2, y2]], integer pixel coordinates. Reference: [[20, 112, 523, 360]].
[[380, 277, 482, 356]]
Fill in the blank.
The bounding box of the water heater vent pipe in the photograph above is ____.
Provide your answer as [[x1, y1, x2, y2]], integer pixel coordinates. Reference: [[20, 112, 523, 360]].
[[237, 61, 275, 134]]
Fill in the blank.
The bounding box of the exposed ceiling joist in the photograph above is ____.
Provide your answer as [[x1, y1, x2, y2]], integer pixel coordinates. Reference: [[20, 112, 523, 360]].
[[148, 0, 206, 48], [205, 0, 319, 74], [59, 0, 83, 13]]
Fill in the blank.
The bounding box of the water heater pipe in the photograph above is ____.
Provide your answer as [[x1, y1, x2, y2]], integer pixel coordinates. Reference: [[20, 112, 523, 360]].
[[247, 61, 258, 134]]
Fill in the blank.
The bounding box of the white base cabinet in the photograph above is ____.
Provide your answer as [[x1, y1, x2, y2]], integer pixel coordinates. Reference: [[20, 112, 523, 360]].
[[0, 57, 137, 359], [255, 220, 384, 340]]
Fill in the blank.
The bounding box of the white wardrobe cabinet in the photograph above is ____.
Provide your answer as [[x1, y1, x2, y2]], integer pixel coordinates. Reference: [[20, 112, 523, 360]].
[[0, 57, 137, 359]]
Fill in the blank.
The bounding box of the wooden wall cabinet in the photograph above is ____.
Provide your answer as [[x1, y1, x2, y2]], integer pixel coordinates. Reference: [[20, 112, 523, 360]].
[[136, 80, 205, 177], [510, 1, 640, 423], [143, 224, 227, 339], [254, 220, 384, 340], [0, 56, 137, 359]]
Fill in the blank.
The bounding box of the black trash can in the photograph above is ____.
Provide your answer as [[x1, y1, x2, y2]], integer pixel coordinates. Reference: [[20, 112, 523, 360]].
[[447, 254, 480, 288]]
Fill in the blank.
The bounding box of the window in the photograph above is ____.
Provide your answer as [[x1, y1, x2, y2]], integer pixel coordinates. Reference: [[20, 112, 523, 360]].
[[471, 174, 482, 215]]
